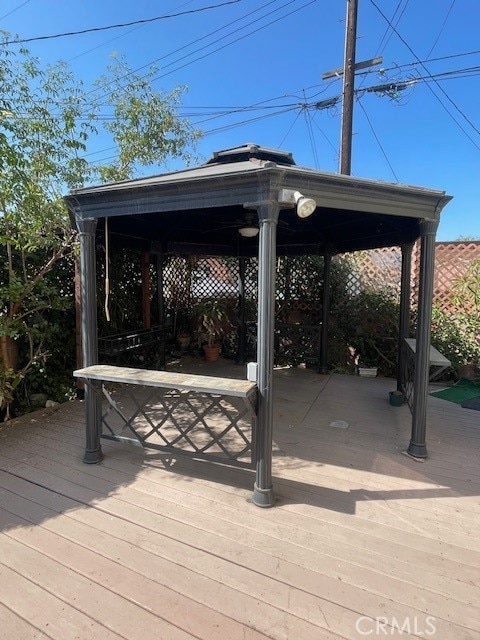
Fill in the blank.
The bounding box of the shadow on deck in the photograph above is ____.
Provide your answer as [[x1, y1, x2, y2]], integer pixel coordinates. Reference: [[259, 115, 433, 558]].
[[0, 361, 479, 639]]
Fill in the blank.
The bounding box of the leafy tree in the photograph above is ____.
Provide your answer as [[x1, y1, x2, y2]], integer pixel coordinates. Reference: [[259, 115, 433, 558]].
[[0, 34, 201, 417]]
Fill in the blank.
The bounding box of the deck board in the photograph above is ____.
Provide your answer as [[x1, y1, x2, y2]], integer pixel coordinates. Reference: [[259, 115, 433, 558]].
[[1, 369, 479, 639]]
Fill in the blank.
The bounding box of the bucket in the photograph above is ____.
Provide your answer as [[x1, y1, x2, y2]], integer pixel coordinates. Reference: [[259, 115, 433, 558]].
[[389, 390, 404, 407]]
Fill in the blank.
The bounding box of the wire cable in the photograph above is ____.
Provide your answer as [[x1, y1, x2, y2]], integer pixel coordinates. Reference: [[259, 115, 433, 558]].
[[0, 0, 31, 21], [425, 0, 457, 59], [89, 0, 314, 108], [2, 1, 243, 45], [357, 98, 399, 181], [369, 0, 480, 149], [148, 0, 318, 87]]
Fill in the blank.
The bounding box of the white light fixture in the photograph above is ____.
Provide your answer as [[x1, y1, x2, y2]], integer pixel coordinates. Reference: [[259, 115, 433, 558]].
[[293, 190, 317, 218], [278, 189, 317, 218], [238, 226, 259, 237]]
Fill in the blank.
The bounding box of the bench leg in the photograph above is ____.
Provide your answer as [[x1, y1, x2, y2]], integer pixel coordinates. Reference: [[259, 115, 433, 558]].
[[83, 380, 103, 464]]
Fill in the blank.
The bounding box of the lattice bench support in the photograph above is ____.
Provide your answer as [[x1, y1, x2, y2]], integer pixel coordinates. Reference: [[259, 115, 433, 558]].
[[74, 365, 259, 491]]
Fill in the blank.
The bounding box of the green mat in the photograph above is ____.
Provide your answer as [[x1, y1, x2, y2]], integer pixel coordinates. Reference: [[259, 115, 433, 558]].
[[430, 378, 480, 404]]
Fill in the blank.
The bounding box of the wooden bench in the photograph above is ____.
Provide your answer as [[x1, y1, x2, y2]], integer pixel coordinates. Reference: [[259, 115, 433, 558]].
[[73, 365, 257, 467], [404, 338, 451, 381]]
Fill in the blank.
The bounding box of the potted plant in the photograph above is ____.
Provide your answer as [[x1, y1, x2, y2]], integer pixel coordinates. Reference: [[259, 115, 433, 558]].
[[195, 299, 230, 362], [355, 335, 378, 377]]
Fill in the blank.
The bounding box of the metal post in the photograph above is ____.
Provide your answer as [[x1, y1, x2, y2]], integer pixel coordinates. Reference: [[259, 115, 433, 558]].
[[74, 256, 84, 398], [408, 221, 438, 458], [397, 243, 414, 392], [252, 201, 279, 508], [236, 257, 247, 365], [319, 254, 332, 373], [76, 216, 103, 464], [339, 0, 358, 175]]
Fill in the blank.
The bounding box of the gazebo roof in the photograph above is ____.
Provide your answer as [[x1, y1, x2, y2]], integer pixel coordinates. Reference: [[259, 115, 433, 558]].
[[65, 143, 452, 256]]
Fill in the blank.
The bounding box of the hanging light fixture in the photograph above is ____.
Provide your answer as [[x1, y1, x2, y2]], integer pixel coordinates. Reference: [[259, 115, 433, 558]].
[[238, 226, 259, 237]]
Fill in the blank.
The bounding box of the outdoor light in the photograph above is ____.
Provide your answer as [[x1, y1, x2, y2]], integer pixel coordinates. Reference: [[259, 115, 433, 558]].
[[238, 226, 259, 237], [278, 189, 317, 218], [293, 191, 317, 218]]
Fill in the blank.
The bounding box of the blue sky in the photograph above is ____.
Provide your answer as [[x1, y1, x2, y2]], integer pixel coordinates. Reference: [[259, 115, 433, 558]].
[[2, 0, 479, 240]]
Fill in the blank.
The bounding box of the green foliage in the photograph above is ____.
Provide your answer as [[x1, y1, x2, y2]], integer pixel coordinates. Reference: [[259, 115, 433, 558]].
[[430, 306, 479, 372], [0, 368, 23, 419], [194, 299, 230, 348], [92, 56, 202, 182], [0, 35, 201, 418], [334, 288, 400, 375], [429, 259, 480, 372]]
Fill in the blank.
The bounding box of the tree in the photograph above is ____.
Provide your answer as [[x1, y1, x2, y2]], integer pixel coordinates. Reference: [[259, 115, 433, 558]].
[[0, 35, 201, 417]]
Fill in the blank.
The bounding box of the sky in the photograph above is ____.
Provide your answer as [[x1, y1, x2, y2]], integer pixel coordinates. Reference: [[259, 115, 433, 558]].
[[1, 0, 479, 240]]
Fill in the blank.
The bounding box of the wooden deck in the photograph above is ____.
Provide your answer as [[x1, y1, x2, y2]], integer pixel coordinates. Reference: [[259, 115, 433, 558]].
[[1, 364, 479, 639]]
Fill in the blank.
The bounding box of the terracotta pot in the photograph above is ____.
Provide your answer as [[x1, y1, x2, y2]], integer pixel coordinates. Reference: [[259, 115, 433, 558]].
[[203, 344, 221, 362]]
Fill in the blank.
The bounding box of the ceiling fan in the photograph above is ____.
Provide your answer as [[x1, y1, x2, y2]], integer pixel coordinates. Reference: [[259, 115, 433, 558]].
[[203, 211, 294, 237]]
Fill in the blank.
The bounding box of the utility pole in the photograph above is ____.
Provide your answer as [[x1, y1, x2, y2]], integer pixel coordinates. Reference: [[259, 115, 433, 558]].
[[339, 0, 358, 175], [322, 2, 382, 174]]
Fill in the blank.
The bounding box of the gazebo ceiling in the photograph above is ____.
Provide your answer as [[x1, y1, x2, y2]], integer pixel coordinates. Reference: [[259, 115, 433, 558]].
[[66, 143, 452, 256]]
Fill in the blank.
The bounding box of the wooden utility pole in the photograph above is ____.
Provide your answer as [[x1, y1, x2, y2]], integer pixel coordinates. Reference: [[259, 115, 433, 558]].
[[339, 0, 358, 175]]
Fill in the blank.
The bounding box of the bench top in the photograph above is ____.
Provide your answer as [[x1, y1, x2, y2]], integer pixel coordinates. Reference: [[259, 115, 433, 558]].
[[404, 338, 451, 367], [73, 365, 257, 398]]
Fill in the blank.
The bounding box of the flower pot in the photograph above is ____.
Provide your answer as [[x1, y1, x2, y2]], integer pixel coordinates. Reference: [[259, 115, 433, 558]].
[[389, 390, 404, 406], [177, 333, 191, 349], [203, 344, 221, 362], [358, 366, 377, 378]]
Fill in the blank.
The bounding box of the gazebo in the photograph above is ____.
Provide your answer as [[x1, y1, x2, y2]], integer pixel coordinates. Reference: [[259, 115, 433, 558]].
[[66, 143, 452, 507]]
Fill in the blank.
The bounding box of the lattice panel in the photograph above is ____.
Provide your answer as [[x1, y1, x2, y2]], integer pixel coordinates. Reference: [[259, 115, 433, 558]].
[[433, 242, 480, 314], [163, 256, 239, 306], [100, 383, 255, 467], [163, 256, 195, 310], [243, 257, 259, 304], [338, 248, 402, 300]]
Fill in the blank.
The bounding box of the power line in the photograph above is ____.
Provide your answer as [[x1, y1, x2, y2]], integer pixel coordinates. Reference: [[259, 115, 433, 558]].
[[89, 0, 315, 108], [7, 64, 480, 127], [425, 0, 457, 60], [277, 110, 302, 148], [357, 98, 399, 181], [376, 0, 410, 57], [336, 49, 480, 83], [2, 1, 242, 45], [78, 0, 283, 104], [149, 0, 318, 87], [369, 0, 480, 149], [0, 0, 31, 21], [302, 106, 320, 168]]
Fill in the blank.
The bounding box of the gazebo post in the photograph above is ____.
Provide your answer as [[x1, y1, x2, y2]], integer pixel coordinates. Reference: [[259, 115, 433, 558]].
[[76, 216, 103, 464], [252, 200, 279, 508], [397, 242, 414, 392], [408, 220, 438, 458], [319, 253, 333, 374]]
